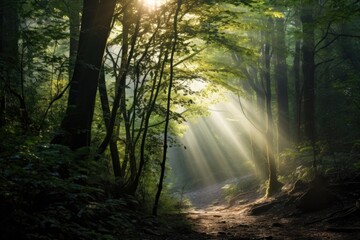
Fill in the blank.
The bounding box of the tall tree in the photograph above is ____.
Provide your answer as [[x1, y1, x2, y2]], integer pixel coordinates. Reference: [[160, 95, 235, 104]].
[[263, 18, 282, 196], [300, 0, 316, 145], [67, 0, 82, 79], [292, 11, 302, 143], [0, 0, 21, 128], [153, 0, 182, 216], [274, 16, 289, 152], [300, 0, 318, 170], [52, 0, 117, 149]]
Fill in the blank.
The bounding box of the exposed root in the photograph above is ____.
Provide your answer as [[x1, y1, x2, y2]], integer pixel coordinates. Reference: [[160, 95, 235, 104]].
[[306, 203, 359, 225]]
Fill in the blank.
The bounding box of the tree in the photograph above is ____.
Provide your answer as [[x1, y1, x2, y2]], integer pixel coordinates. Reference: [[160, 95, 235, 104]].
[[52, 0, 117, 149], [153, 0, 182, 216], [292, 10, 302, 143], [273, 15, 289, 152], [262, 17, 282, 196], [300, 0, 316, 145], [0, 0, 23, 128]]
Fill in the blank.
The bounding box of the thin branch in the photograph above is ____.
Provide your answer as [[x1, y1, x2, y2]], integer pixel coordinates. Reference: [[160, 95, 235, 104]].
[[316, 33, 360, 53], [315, 34, 341, 53], [315, 58, 335, 68], [314, 19, 334, 51], [105, 47, 120, 79], [37, 80, 72, 131], [329, 33, 360, 38], [237, 95, 265, 135], [174, 47, 206, 67]]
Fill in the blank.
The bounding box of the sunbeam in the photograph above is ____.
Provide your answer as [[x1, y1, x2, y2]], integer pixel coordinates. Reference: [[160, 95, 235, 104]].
[[169, 93, 271, 192]]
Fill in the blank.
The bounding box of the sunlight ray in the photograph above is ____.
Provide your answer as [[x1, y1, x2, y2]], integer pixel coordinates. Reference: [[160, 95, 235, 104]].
[[169, 93, 272, 191]]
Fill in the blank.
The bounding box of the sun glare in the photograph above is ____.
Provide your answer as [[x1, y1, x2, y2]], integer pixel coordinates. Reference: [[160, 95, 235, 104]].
[[142, 0, 166, 10]]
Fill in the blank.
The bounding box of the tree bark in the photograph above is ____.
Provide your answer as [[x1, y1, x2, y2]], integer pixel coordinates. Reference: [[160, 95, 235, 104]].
[[98, 66, 122, 178], [301, 0, 316, 144], [263, 19, 282, 197], [68, 0, 81, 80], [0, 0, 5, 127], [274, 17, 289, 153], [293, 36, 302, 142], [52, 0, 117, 149], [0, 0, 20, 127]]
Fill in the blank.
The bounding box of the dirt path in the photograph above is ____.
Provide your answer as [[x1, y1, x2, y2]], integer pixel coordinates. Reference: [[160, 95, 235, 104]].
[[181, 180, 360, 240], [184, 178, 240, 208]]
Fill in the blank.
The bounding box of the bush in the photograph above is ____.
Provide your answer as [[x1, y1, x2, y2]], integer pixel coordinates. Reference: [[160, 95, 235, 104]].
[[0, 144, 140, 240]]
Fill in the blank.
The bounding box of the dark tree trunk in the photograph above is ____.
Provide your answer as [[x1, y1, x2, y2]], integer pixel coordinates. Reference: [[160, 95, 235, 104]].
[[68, 1, 81, 80], [274, 17, 289, 153], [97, 4, 142, 193], [292, 12, 302, 143], [300, 1, 316, 144], [98, 66, 122, 178], [0, 0, 20, 127], [263, 19, 282, 197], [118, 9, 138, 184], [293, 40, 301, 143], [301, 0, 318, 169], [52, 0, 117, 149], [0, 0, 4, 127]]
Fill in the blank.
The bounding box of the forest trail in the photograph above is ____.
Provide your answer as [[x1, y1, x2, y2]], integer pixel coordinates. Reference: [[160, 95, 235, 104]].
[[178, 179, 360, 240]]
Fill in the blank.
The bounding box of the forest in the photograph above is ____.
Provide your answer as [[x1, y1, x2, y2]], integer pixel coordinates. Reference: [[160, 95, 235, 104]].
[[0, 0, 360, 239]]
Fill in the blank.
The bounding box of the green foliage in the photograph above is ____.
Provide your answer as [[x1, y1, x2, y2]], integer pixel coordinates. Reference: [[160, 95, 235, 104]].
[[278, 144, 317, 183], [136, 153, 183, 214], [0, 145, 144, 239], [278, 140, 360, 184]]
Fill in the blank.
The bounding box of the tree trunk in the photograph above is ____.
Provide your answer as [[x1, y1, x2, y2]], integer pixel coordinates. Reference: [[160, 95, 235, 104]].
[[0, 0, 5, 127], [98, 66, 122, 178], [274, 17, 289, 153], [293, 39, 302, 143], [263, 19, 282, 197], [119, 9, 138, 185], [153, 0, 182, 216], [0, 0, 20, 127], [51, 0, 117, 149], [301, 0, 318, 169], [300, 0, 316, 144], [252, 70, 268, 180], [68, 0, 81, 80]]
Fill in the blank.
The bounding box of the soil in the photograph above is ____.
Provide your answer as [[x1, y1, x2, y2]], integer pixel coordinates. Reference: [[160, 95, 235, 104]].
[[133, 177, 360, 239]]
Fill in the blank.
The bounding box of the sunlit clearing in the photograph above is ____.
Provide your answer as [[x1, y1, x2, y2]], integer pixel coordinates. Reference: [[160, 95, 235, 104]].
[[169, 93, 271, 193]]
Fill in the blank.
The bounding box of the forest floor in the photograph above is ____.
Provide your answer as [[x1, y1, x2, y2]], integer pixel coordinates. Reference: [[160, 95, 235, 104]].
[[133, 177, 360, 240], [2, 151, 360, 239]]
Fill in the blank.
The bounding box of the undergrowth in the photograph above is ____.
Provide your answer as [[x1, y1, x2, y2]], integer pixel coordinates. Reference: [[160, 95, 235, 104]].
[[0, 144, 144, 240], [278, 141, 360, 184]]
